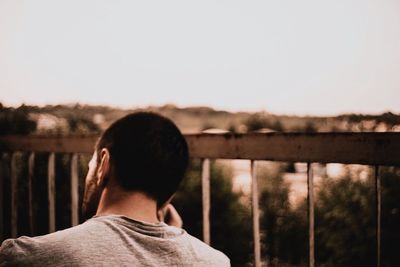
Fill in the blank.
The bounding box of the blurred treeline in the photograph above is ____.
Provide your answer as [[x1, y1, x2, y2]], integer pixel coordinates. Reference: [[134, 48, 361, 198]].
[[1, 103, 400, 135], [1, 103, 400, 266]]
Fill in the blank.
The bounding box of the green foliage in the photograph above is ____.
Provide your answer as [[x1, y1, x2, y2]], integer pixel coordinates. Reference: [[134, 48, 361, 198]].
[[258, 164, 308, 266], [244, 113, 285, 132], [315, 175, 375, 266], [380, 167, 400, 266], [313, 167, 400, 267], [0, 105, 37, 135], [291, 120, 317, 133], [257, 165, 400, 267], [65, 114, 100, 134], [173, 160, 253, 267], [303, 121, 317, 133], [3, 103, 400, 134], [338, 112, 400, 127]]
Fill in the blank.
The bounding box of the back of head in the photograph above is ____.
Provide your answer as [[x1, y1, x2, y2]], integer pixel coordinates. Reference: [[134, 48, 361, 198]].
[[96, 112, 189, 205]]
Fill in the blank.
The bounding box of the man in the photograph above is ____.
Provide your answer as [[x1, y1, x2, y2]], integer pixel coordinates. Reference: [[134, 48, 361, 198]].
[[0, 112, 230, 266]]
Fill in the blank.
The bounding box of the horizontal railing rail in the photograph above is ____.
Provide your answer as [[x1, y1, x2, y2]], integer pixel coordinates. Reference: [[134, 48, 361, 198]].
[[0, 132, 399, 165], [1, 132, 399, 267]]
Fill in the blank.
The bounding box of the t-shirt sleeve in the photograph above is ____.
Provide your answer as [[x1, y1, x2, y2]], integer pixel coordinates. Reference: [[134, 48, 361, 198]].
[[216, 251, 231, 267], [1, 237, 68, 267], [0, 239, 25, 266]]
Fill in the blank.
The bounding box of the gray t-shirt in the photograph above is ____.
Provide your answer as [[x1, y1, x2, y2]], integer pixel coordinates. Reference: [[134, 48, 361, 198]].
[[0, 215, 230, 267]]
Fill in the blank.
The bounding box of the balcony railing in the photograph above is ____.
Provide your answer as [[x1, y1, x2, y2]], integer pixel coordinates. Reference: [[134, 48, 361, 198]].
[[1, 132, 399, 267]]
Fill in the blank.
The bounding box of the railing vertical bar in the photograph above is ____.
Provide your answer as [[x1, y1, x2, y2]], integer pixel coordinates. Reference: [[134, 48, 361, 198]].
[[375, 166, 381, 267], [70, 154, 79, 226], [251, 160, 261, 267], [201, 158, 211, 245], [11, 152, 18, 238], [28, 152, 35, 235], [48, 153, 56, 233], [0, 154, 4, 241], [307, 162, 315, 267]]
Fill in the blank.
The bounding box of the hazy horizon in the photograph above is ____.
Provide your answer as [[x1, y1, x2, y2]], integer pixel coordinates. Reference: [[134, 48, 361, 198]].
[[3, 100, 399, 118]]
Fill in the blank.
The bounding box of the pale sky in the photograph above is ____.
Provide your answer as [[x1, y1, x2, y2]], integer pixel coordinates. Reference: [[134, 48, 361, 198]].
[[1, 0, 399, 115]]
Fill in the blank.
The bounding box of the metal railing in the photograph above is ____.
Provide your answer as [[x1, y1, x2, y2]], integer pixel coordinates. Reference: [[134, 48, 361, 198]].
[[1, 132, 399, 267]]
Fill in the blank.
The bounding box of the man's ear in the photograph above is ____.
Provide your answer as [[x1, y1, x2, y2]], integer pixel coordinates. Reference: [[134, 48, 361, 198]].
[[96, 148, 111, 187], [158, 194, 175, 210]]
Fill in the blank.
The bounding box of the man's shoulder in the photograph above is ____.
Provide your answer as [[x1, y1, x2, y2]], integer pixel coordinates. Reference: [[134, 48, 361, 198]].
[[0, 219, 231, 267], [0, 220, 99, 266], [2, 218, 98, 246], [0, 235, 64, 266], [183, 232, 230, 266]]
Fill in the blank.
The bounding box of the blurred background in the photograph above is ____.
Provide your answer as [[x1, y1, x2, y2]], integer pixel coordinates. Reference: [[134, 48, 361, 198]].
[[1, 0, 400, 266]]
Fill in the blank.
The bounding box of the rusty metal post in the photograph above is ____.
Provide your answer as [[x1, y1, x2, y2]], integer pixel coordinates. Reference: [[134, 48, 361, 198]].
[[48, 153, 56, 233], [70, 154, 79, 226], [251, 160, 261, 267], [307, 163, 315, 267], [11, 153, 18, 238], [375, 166, 381, 267], [0, 154, 4, 241], [28, 152, 35, 235], [201, 158, 211, 245]]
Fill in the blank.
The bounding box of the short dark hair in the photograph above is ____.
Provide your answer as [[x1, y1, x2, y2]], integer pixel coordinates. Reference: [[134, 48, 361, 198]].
[[96, 112, 189, 205]]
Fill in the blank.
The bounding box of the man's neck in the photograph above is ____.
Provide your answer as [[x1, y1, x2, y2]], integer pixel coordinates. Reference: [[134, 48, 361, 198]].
[[96, 187, 160, 224]]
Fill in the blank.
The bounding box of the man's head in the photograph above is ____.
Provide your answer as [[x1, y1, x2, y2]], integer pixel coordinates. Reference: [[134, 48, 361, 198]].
[[82, 112, 189, 219]]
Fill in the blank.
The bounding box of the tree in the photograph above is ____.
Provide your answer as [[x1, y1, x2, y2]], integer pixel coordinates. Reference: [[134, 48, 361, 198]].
[[315, 175, 375, 266], [244, 114, 285, 132], [173, 160, 253, 267], [313, 167, 400, 266], [0, 105, 36, 135], [258, 163, 307, 266]]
